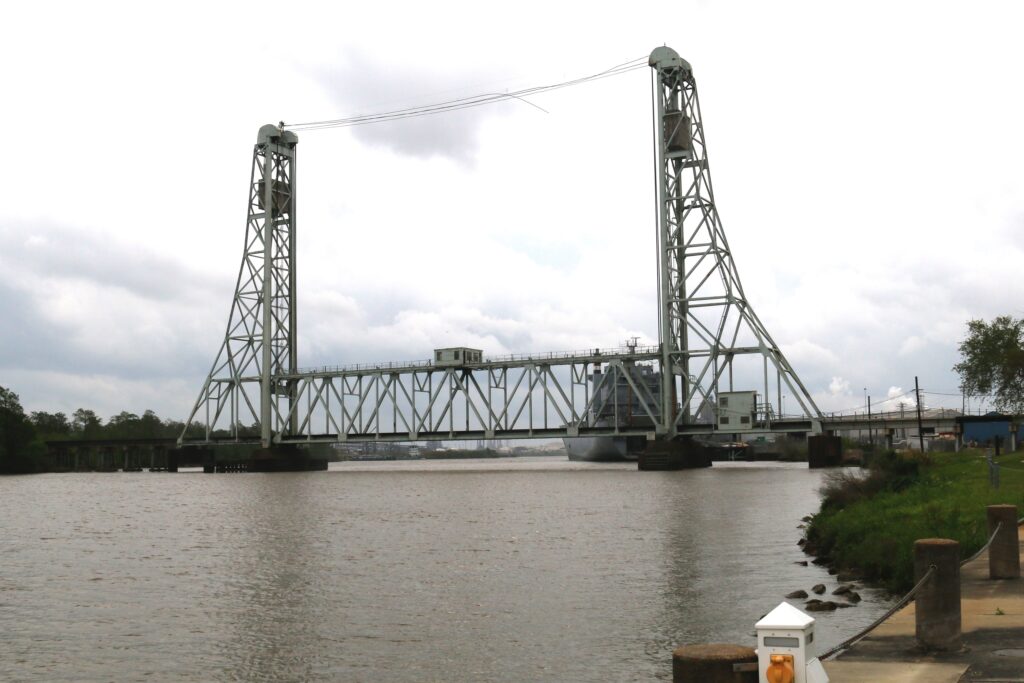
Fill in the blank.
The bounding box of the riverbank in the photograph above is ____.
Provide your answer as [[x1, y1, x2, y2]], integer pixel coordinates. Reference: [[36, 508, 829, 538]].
[[823, 520, 1024, 682], [804, 449, 1024, 592]]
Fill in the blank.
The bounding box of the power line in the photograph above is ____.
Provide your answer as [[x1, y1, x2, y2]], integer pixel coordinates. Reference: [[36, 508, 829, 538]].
[[282, 56, 648, 132], [828, 388, 999, 416], [922, 390, 994, 398], [828, 389, 917, 415]]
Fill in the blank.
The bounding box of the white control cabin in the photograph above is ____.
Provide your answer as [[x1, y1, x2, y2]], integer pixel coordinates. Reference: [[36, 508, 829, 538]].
[[717, 391, 757, 431], [434, 347, 483, 367]]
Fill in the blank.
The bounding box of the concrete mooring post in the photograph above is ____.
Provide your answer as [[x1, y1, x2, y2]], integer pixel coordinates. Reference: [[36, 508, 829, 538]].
[[987, 504, 1021, 580], [914, 538, 961, 651], [672, 643, 758, 683]]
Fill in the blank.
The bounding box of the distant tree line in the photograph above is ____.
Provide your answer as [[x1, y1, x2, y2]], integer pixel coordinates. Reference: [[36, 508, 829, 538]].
[[1, 386, 47, 473], [0, 383, 260, 474], [29, 407, 200, 441]]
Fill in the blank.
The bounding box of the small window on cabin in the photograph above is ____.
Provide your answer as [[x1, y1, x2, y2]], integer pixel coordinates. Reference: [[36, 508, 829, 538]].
[[740, 416, 750, 424], [721, 416, 730, 425], [454, 350, 460, 360], [436, 352, 442, 361], [720, 397, 729, 407]]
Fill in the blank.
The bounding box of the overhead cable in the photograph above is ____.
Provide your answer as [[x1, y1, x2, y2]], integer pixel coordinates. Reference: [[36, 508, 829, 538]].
[[282, 56, 647, 132]]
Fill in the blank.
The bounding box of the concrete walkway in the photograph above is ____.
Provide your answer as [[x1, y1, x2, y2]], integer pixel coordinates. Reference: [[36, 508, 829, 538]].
[[823, 523, 1024, 682]]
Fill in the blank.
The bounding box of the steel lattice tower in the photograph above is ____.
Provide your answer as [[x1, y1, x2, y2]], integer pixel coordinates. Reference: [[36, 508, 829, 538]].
[[649, 47, 821, 434], [181, 125, 298, 448]]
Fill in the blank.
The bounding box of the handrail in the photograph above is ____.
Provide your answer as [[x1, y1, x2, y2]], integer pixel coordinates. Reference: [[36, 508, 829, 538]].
[[296, 344, 661, 375], [822, 516, 1019, 661], [961, 521, 1002, 566], [819, 565, 936, 661]]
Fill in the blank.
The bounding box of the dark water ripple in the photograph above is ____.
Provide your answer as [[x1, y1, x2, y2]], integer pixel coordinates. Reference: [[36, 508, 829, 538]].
[[0, 459, 892, 681]]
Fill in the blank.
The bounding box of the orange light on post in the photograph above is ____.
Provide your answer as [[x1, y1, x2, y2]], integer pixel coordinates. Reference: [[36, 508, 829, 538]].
[[766, 653, 794, 683]]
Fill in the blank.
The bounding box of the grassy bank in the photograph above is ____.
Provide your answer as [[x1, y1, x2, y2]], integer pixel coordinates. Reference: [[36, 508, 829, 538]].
[[804, 449, 1024, 593]]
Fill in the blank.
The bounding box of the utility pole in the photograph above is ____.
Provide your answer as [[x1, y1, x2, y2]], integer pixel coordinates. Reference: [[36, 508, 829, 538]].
[[867, 395, 874, 449], [915, 376, 925, 453]]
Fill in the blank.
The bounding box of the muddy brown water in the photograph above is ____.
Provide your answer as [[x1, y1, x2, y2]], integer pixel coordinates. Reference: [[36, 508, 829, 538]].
[[0, 458, 892, 681]]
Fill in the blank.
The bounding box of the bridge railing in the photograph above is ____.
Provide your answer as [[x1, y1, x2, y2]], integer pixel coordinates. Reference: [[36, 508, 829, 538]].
[[485, 344, 660, 364], [823, 408, 966, 422], [297, 344, 662, 376], [299, 359, 434, 374]]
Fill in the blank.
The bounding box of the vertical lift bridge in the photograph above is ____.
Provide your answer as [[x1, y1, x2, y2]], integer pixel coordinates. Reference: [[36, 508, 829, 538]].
[[180, 47, 823, 456]]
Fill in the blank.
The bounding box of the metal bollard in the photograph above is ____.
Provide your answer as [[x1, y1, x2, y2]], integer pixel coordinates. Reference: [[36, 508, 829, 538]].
[[987, 504, 1021, 580], [913, 538, 961, 651], [672, 643, 758, 683]]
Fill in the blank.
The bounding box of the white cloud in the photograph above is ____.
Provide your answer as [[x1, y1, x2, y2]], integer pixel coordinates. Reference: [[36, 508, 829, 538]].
[[899, 336, 928, 356], [2, 1, 1023, 421], [828, 377, 851, 396]]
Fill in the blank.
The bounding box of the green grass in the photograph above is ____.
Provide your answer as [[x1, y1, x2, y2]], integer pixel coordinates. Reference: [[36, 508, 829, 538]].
[[805, 449, 1024, 593]]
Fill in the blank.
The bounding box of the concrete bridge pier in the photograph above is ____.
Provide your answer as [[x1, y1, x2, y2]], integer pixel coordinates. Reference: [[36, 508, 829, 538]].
[[808, 434, 842, 468], [638, 437, 712, 471], [249, 445, 328, 472]]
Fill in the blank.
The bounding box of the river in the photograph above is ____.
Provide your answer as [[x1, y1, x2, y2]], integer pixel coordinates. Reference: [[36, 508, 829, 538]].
[[0, 458, 892, 681]]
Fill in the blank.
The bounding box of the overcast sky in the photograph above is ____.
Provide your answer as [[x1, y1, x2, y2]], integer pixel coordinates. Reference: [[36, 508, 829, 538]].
[[2, 0, 1022, 422]]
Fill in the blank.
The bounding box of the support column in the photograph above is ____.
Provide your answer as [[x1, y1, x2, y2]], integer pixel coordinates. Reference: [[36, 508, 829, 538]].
[[914, 538, 961, 651], [260, 144, 274, 448], [808, 435, 841, 468], [638, 437, 712, 470], [987, 505, 1021, 580]]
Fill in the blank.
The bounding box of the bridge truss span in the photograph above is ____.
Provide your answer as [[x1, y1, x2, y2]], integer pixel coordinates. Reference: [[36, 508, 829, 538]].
[[202, 349, 672, 444]]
